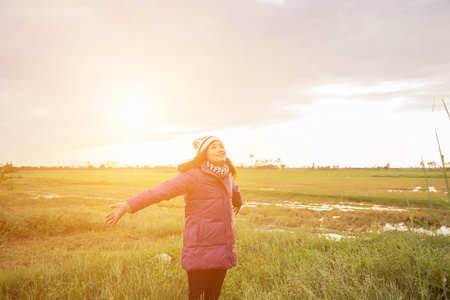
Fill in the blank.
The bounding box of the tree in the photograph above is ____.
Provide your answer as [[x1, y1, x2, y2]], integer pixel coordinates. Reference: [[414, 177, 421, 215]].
[[106, 161, 118, 168], [248, 155, 286, 169], [248, 154, 255, 167], [86, 161, 95, 170], [427, 161, 437, 170], [0, 162, 15, 190]]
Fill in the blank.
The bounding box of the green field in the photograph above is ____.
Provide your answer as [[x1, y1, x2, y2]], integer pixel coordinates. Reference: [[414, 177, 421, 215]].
[[1, 169, 449, 299]]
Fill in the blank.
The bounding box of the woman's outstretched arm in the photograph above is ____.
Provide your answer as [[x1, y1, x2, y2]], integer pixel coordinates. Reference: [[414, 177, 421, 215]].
[[105, 171, 195, 226]]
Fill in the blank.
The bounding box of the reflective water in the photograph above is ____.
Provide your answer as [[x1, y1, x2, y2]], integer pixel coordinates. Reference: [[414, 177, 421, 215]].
[[244, 201, 406, 212]]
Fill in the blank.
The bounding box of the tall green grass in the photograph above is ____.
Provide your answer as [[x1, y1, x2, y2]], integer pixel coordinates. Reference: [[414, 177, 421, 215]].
[[418, 99, 450, 229], [1, 221, 449, 299]]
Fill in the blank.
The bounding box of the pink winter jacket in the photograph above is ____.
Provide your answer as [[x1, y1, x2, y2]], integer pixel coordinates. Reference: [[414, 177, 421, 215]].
[[126, 164, 243, 271]]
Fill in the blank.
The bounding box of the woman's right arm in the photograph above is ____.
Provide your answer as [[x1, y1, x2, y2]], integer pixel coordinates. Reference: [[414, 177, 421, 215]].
[[127, 171, 195, 213], [105, 171, 195, 226]]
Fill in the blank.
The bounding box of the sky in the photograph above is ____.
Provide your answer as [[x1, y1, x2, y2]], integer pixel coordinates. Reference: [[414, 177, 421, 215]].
[[1, 0, 450, 168]]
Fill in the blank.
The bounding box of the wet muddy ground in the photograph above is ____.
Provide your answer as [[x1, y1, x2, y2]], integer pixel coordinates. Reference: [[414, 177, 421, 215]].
[[23, 190, 450, 238]]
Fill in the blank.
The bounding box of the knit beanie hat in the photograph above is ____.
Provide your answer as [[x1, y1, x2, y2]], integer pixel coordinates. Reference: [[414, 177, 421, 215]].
[[193, 136, 221, 154]]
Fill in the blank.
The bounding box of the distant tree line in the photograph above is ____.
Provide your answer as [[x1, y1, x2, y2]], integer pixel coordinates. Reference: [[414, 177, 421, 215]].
[[306, 162, 340, 170], [371, 163, 391, 170], [247, 154, 286, 169], [9, 162, 176, 171], [420, 161, 450, 171], [3, 159, 450, 172]]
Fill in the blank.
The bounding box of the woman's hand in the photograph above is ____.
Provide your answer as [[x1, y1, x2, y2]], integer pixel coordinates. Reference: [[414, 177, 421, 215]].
[[233, 205, 241, 215], [106, 202, 130, 226]]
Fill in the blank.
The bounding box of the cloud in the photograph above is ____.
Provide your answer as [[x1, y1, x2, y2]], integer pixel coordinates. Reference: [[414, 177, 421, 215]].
[[309, 82, 425, 96], [1, 0, 450, 165], [260, 0, 285, 5]]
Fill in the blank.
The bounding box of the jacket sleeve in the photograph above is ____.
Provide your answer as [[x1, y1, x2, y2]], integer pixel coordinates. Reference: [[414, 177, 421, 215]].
[[231, 180, 243, 208], [126, 171, 195, 213]]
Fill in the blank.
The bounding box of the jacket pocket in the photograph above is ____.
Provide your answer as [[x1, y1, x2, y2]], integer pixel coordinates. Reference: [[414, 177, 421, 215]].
[[185, 220, 227, 248], [198, 219, 226, 246]]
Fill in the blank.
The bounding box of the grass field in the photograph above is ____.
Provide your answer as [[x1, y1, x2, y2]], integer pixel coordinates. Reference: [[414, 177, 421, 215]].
[[1, 169, 449, 299]]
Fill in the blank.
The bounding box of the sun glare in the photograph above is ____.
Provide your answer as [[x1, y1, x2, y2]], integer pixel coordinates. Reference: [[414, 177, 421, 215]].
[[99, 77, 167, 129], [119, 96, 148, 125], [108, 84, 157, 128]]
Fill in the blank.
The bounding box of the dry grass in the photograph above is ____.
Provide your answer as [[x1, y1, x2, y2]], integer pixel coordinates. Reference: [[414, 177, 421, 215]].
[[1, 169, 449, 299]]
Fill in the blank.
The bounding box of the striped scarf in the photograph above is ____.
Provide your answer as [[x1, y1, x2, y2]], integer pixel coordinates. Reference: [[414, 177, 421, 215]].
[[206, 161, 230, 179]]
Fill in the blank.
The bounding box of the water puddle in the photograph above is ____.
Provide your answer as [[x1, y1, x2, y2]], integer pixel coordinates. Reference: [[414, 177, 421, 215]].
[[387, 186, 438, 193], [244, 201, 406, 212], [28, 192, 121, 201], [382, 223, 450, 236], [258, 225, 450, 241], [322, 225, 450, 240]]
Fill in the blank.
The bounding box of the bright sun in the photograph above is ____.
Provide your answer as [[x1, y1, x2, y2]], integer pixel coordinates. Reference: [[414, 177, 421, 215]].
[[113, 89, 154, 128], [102, 78, 165, 129], [120, 97, 148, 125]]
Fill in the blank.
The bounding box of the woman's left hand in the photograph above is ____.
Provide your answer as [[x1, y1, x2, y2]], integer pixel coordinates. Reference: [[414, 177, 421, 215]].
[[233, 205, 241, 215]]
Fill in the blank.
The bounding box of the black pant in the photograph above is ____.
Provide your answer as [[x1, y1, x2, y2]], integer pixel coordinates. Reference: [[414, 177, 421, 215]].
[[187, 269, 227, 300]]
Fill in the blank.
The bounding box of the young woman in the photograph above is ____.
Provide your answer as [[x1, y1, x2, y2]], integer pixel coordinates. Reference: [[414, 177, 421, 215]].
[[106, 136, 243, 300]]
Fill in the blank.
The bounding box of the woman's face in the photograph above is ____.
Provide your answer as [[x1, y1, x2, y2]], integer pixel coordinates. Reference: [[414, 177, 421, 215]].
[[206, 140, 227, 166]]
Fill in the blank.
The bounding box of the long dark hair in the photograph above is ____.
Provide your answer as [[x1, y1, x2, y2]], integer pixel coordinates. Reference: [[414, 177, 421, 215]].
[[178, 148, 238, 179]]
